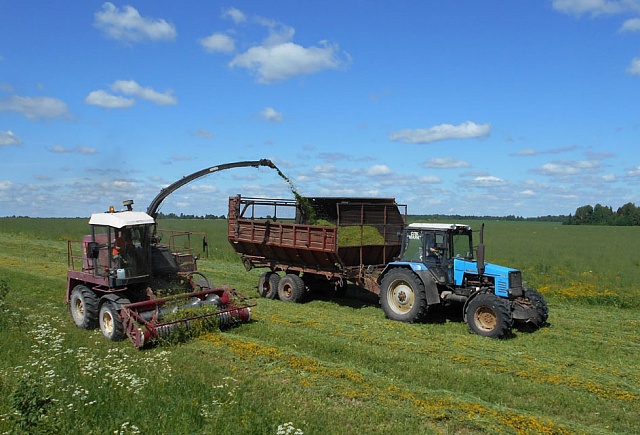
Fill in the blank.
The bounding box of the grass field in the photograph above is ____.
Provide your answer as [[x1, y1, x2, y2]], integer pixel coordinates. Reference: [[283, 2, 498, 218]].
[[0, 217, 639, 434]]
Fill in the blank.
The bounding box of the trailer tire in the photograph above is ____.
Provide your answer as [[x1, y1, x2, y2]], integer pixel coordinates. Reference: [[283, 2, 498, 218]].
[[524, 287, 549, 327], [258, 272, 280, 299], [99, 301, 126, 341], [278, 274, 305, 303], [465, 293, 512, 338], [70, 285, 99, 329], [379, 268, 427, 323]]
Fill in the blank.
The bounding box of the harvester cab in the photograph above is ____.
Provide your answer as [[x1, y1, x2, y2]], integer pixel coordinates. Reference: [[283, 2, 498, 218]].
[[82, 205, 155, 286], [379, 223, 548, 338]]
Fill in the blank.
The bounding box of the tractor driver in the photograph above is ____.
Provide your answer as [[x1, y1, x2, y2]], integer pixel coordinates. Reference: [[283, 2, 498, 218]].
[[112, 229, 134, 268]]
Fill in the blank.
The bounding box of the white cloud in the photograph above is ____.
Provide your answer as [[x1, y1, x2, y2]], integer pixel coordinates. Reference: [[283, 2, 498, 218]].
[[366, 164, 393, 176], [419, 175, 442, 183], [552, 0, 640, 16], [223, 7, 247, 24], [627, 58, 640, 75], [627, 166, 640, 176], [111, 80, 177, 105], [51, 145, 71, 153], [261, 107, 283, 122], [85, 90, 135, 108], [76, 146, 98, 155], [620, 17, 640, 31], [520, 189, 536, 196], [312, 164, 336, 174], [424, 157, 471, 169], [0, 180, 13, 190], [229, 23, 346, 83], [0, 130, 21, 146], [192, 129, 214, 139], [200, 33, 235, 53], [602, 174, 616, 181], [94, 2, 176, 42], [50, 145, 97, 155], [472, 175, 506, 187], [0, 95, 70, 120], [536, 160, 601, 176], [389, 121, 490, 144]]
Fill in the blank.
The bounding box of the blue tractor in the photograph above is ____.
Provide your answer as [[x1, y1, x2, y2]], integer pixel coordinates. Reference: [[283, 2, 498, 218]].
[[378, 223, 548, 338]]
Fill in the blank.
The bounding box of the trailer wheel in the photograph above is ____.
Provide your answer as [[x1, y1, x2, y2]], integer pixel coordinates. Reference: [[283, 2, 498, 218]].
[[99, 301, 126, 341], [258, 272, 280, 299], [379, 268, 427, 323], [465, 293, 512, 338], [278, 274, 305, 303], [524, 287, 549, 327], [70, 285, 99, 329]]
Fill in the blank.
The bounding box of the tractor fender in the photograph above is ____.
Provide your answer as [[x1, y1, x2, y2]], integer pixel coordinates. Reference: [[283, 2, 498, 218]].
[[99, 293, 131, 311], [414, 270, 441, 305], [379, 263, 440, 306]]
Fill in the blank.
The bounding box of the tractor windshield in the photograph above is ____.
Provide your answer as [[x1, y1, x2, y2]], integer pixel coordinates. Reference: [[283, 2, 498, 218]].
[[452, 231, 473, 259], [112, 225, 151, 278]]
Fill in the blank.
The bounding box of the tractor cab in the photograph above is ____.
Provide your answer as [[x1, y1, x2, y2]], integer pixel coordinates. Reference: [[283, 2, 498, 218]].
[[83, 208, 155, 286], [399, 223, 473, 284]]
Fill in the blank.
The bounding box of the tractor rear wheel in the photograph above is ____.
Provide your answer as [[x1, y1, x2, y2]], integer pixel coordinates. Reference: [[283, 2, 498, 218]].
[[258, 272, 280, 299], [99, 301, 126, 341], [278, 274, 305, 302], [379, 268, 427, 323], [465, 293, 513, 338], [70, 285, 99, 329]]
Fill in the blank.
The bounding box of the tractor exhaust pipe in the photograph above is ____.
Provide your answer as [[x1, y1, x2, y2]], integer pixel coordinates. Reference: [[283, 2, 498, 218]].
[[477, 223, 486, 277]]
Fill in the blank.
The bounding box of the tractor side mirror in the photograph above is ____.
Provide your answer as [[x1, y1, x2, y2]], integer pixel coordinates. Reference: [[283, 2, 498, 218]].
[[87, 242, 100, 259]]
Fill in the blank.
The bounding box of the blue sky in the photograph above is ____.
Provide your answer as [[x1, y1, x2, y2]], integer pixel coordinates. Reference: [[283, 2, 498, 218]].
[[1, 1, 640, 218]]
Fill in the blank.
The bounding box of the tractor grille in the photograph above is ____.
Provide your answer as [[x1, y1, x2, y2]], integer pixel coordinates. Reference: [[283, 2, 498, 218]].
[[509, 271, 522, 289]]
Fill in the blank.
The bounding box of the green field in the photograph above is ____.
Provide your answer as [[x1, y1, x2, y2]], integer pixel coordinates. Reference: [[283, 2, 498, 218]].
[[0, 218, 639, 434]]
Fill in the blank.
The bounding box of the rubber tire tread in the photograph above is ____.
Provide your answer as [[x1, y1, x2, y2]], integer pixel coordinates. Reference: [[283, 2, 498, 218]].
[[99, 301, 126, 342], [465, 293, 513, 338], [258, 272, 280, 299], [278, 274, 305, 303], [379, 268, 428, 323], [524, 287, 549, 326], [70, 285, 99, 329]]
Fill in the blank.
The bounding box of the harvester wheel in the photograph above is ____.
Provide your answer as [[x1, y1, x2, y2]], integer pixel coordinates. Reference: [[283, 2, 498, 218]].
[[379, 268, 427, 323], [99, 301, 126, 342], [278, 274, 305, 303], [258, 272, 280, 299], [70, 285, 99, 329], [465, 293, 513, 338], [524, 287, 549, 327]]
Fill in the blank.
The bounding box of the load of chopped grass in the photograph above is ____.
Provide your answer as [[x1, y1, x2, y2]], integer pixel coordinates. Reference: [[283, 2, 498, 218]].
[[313, 219, 385, 246]]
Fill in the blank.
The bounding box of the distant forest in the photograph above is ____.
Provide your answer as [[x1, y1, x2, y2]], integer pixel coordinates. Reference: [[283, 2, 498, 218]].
[[151, 204, 640, 226], [157, 212, 227, 220], [565, 202, 640, 226]]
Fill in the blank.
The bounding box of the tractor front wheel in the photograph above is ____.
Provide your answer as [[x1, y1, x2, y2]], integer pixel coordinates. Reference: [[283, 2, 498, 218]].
[[524, 287, 549, 327], [98, 298, 130, 341], [257, 272, 280, 299], [278, 274, 305, 302], [465, 293, 513, 338], [99, 301, 126, 341], [379, 268, 427, 323], [70, 285, 99, 329]]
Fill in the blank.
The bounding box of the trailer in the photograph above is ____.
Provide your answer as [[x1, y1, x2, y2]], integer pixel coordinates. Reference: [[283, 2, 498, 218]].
[[227, 194, 407, 301]]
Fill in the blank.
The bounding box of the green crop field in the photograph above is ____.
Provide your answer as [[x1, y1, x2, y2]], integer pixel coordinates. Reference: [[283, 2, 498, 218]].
[[0, 218, 639, 434]]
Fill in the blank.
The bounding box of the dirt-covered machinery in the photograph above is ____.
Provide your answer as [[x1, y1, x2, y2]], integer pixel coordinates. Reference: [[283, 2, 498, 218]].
[[65, 159, 275, 347]]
